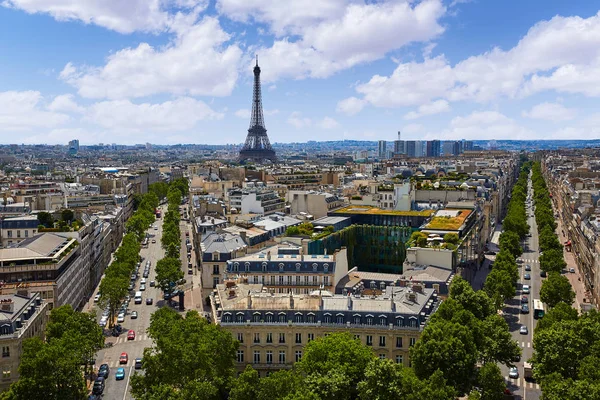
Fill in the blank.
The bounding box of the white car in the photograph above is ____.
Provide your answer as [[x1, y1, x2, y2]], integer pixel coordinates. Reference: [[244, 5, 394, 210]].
[[139, 284, 146, 291], [117, 314, 125, 323], [519, 325, 528, 335], [94, 294, 101, 302], [522, 285, 530, 294], [509, 367, 519, 379]]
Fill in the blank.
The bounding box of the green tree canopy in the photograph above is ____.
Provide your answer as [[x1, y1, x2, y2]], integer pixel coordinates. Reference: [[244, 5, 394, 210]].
[[155, 257, 184, 298], [540, 272, 575, 308], [36, 211, 54, 228]]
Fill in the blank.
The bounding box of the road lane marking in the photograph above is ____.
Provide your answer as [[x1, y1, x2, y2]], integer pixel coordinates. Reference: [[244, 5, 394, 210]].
[[123, 365, 133, 400]]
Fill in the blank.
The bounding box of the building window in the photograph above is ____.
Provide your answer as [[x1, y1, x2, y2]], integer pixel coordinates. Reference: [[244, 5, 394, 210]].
[[279, 351, 286, 364], [2, 368, 10, 379], [295, 333, 302, 344], [254, 333, 260, 343], [213, 265, 219, 274], [366, 335, 373, 346], [245, 262, 250, 272], [252, 314, 261, 323], [223, 314, 232, 323], [294, 314, 303, 323], [295, 276, 300, 285], [265, 313, 273, 323], [237, 350, 244, 363], [312, 263, 318, 272], [233, 262, 239, 272], [409, 318, 418, 328], [24, 230, 28, 238], [354, 334, 360, 341], [266, 333, 273, 343], [396, 337, 403, 348], [213, 253, 219, 261], [1, 347, 9, 358], [323, 263, 329, 273], [395, 355, 403, 364], [353, 315, 361, 325], [253, 351, 260, 364], [304, 276, 309, 285], [287, 276, 292, 285], [213, 277, 219, 288], [278, 313, 286, 323], [379, 354, 386, 359], [279, 333, 285, 343], [366, 316, 373, 325], [262, 262, 267, 272], [336, 315, 344, 324], [308, 333, 314, 342], [312, 276, 318, 285], [295, 263, 301, 272], [396, 317, 404, 327], [379, 336, 386, 347], [323, 314, 332, 324], [379, 317, 387, 326], [279, 276, 284, 285], [236, 314, 245, 323], [307, 314, 315, 323], [237, 333, 244, 343], [324, 276, 329, 286], [279, 263, 285, 272], [295, 351, 302, 362], [409, 338, 416, 347], [6, 231, 11, 238], [266, 351, 273, 364]]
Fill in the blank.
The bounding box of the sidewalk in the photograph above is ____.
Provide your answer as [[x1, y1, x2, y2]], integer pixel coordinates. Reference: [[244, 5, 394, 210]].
[[555, 217, 589, 311]]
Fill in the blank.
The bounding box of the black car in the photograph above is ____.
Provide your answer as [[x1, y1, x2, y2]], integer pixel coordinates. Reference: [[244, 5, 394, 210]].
[[98, 364, 110, 378], [146, 298, 153, 305], [521, 304, 530, 314], [143, 272, 149, 279], [93, 377, 105, 395], [88, 395, 102, 400], [135, 358, 143, 370]]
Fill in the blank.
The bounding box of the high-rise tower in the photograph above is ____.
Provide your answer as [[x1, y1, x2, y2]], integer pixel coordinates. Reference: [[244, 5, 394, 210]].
[[239, 57, 276, 163]]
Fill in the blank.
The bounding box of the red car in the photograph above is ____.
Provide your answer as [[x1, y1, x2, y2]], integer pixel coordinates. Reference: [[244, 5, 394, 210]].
[[127, 330, 135, 340], [119, 352, 128, 364]]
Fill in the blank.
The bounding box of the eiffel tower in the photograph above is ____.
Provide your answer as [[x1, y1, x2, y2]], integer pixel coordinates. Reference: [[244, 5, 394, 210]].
[[239, 56, 276, 163]]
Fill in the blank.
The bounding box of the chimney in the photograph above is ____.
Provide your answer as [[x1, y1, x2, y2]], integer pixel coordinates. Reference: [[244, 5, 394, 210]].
[[267, 251, 271, 261], [239, 231, 247, 243], [0, 299, 14, 313], [289, 291, 294, 309], [408, 292, 416, 302], [16, 289, 28, 298], [347, 293, 352, 310], [412, 284, 423, 294], [247, 292, 252, 309]]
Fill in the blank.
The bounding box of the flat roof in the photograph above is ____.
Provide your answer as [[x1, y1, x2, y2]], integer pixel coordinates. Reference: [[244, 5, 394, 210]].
[[423, 208, 473, 231], [333, 205, 434, 217]]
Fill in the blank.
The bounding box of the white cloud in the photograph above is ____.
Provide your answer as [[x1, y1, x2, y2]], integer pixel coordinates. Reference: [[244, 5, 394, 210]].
[[287, 111, 311, 129], [60, 17, 242, 99], [252, 0, 446, 82], [0, 91, 70, 131], [442, 111, 533, 140], [318, 117, 340, 130], [2, 0, 208, 34], [47, 94, 84, 113], [402, 123, 424, 134], [264, 109, 279, 116], [336, 97, 366, 116], [352, 12, 600, 108], [235, 109, 250, 119], [85, 97, 223, 132], [404, 99, 450, 120], [522, 102, 576, 122]]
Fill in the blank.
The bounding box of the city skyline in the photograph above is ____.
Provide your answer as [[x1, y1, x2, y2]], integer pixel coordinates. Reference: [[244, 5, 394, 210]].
[[1, 1, 600, 145]]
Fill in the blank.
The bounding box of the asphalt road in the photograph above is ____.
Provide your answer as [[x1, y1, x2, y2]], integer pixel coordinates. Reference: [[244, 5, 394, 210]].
[[94, 214, 167, 400], [500, 176, 542, 400]]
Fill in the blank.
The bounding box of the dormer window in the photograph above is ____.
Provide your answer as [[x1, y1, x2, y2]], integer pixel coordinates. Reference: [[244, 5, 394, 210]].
[[262, 262, 268, 272], [279, 263, 285, 272], [233, 262, 239, 272], [323, 263, 329, 273], [245, 262, 250, 271], [312, 263, 318, 272], [295, 263, 301, 272]]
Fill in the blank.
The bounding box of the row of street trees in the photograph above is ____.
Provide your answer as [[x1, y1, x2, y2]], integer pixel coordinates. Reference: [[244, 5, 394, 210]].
[[1, 305, 104, 400], [483, 162, 530, 309], [155, 178, 187, 300]]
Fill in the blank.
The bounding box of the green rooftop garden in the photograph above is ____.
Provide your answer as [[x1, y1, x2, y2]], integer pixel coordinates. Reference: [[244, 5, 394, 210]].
[[424, 209, 472, 231], [334, 205, 434, 217]]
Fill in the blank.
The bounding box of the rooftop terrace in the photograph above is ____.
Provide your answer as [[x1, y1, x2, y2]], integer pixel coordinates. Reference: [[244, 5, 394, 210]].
[[333, 205, 434, 217]]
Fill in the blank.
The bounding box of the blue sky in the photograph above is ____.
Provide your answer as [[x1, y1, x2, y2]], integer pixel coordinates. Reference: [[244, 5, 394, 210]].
[[1, 0, 600, 145]]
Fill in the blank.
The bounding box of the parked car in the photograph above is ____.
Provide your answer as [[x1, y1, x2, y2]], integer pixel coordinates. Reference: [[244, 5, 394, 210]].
[[521, 304, 530, 314], [570, 267, 576, 273], [150, 280, 155, 287], [119, 352, 128, 364], [115, 367, 125, 380], [94, 294, 101, 302], [522, 285, 530, 294], [520, 325, 528, 335], [127, 330, 135, 340], [140, 284, 146, 291], [131, 311, 138, 319], [92, 377, 105, 395], [540, 270, 547, 278], [98, 364, 110, 378], [525, 265, 531, 271], [188, 269, 193, 275], [521, 295, 528, 304], [117, 314, 125, 323], [509, 367, 519, 379], [524, 273, 531, 280], [135, 358, 143, 370], [152, 239, 156, 244], [146, 298, 153, 305]]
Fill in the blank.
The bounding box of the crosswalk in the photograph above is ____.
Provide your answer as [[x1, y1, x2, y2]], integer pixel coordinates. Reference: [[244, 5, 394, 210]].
[[505, 376, 540, 390], [105, 359, 139, 368], [518, 258, 538, 264], [113, 334, 151, 344], [520, 341, 531, 348]]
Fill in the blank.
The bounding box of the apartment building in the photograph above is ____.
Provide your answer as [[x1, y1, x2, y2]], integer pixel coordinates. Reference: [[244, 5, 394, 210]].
[[0, 216, 39, 248], [210, 281, 439, 375], [225, 245, 348, 295], [229, 189, 285, 216], [200, 232, 247, 290], [0, 292, 48, 391], [287, 191, 344, 219]]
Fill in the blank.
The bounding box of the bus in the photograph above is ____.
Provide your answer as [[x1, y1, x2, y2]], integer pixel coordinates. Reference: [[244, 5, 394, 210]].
[[533, 299, 545, 319]]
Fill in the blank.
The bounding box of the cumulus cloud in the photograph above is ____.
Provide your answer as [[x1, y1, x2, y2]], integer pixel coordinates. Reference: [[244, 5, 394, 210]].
[[404, 99, 450, 120], [0, 91, 70, 131], [442, 111, 534, 140], [351, 12, 600, 108], [336, 97, 366, 116], [47, 94, 84, 113], [60, 17, 242, 99], [235, 109, 250, 119], [318, 117, 340, 130], [2, 0, 208, 34], [522, 102, 576, 122], [287, 112, 311, 129]]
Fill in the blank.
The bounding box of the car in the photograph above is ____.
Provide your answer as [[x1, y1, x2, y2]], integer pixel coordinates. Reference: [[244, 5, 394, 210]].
[[88, 395, 102, 400], [188, 269, 193, 275], [522, 285, 530, 294], [524, 273, 531, 280], [99, 319, 107, 328], [150, 280, 155, 287], [131, 311, 138, 319], [94, 294, 101, 302], [140, 284, 146, 291], [127, 330, 135, 340], [521, 304, 530, 314], [131, 273, 137, 280], [98, 364, 110, 378], [525, 265, 531, 271], [540, 270, 547, 278], [521, 295, 528, 304], [570, 267, 576, 273], [134, 358, 143, 370], [143, 272, 149, 279], [146, 298, 153, 305], [117, 314, 125, 323], [115, 367, 125, 380], [141, 278, 146, 285], [509, 367, 519, 379], [92, 377, 105, 395], [520, 325, 529, 335], [527, 233, 532, 237], [119, 352, 128, 364], [154, 226, 158, 230], [152, 239, 156, 244]]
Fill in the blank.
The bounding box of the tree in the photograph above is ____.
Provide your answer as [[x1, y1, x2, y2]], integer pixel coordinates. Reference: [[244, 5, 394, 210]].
[[540, 272, 575, 308], [296, 332, 375, 400], [443, 233, 459, 245], [229, 365, 260, 400], [155, 257, 184, 300], [36, 212, 54, 228], [539, 249, 567, 273], [126, 214, 149, 242], [448, 276, 495, 320], [130, 308, 237, 400], [498, 231, 522, 258], [484, 269, 515, 310], [60, 209, 74, 223], [149, 181, 169, 200], [479, 315, 521, 366], [258, 370, 304, 400], [477, 363, 506, 400], [98, 275, 128, 328], [535, 301, 578, 332]]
